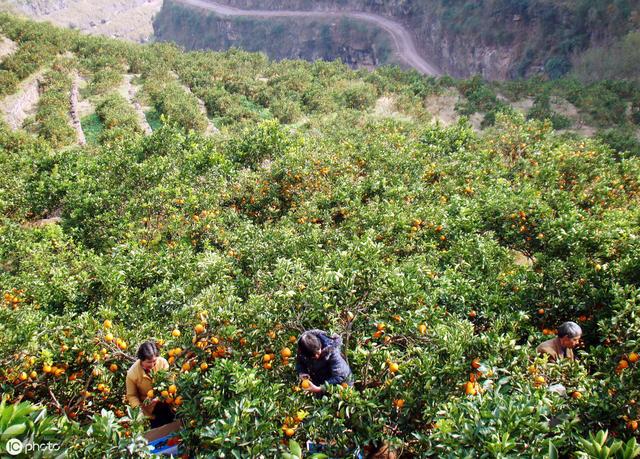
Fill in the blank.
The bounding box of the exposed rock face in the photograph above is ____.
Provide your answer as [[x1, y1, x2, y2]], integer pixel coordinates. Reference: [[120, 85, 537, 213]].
[[11, 0, 70, 15], [202, 0, 629, 80], [153, 1, 395, 71], [0, 71, 43, 130], [4, 0, 163, 43], [201, 0, 521, 79]]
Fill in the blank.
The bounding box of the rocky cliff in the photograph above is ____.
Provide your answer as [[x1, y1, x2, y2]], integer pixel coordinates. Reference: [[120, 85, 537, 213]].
[[153, 0, 397, 71], [205, 0, 639, 80]]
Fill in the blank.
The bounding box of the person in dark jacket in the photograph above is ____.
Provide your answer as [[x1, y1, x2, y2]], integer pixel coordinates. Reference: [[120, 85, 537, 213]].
[[296, 329, 352, 394]]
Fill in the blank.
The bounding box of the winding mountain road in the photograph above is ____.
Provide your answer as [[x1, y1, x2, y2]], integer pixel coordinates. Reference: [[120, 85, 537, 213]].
[[175, 0, 441, 76]]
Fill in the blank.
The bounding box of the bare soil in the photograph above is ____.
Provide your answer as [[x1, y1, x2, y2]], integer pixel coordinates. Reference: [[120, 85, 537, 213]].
[[0, 70, 43, 130], [424, 89, 461, 127], [373, 96, 412, 122], [4, 0, 162, 43], [0, 35, 17, 61], [120, 74, 152, 134]]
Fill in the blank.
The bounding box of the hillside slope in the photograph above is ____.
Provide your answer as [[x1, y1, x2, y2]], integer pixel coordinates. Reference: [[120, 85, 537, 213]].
[[1, 14, 640, 459], [207, 0, 640, 80]]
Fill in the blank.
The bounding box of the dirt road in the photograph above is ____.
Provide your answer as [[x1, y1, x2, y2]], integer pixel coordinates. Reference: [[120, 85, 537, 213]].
[[175, 0, 441, 76]]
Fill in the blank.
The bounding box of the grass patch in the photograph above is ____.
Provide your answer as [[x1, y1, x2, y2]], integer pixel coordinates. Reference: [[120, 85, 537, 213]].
[[80, 113, 103, 144], [145, 109, 162, 131]]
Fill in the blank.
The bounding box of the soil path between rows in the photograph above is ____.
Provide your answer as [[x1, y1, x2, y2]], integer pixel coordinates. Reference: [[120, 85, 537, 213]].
[[120, 74, 153, 135], [175, 0, 441, 76]]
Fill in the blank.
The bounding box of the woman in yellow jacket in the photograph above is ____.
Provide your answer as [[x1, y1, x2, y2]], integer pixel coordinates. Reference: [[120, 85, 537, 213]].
[[125, 341, 174, 428]]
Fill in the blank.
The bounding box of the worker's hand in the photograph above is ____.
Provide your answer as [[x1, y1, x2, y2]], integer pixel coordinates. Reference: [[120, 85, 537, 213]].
[[143, 397, 159, 412], [302, 381, 323, 394], [299, 373, 310, 381]]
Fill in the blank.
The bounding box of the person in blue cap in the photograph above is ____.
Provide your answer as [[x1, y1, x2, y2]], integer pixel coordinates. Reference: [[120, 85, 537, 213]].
[[296, 329, 352, 393]]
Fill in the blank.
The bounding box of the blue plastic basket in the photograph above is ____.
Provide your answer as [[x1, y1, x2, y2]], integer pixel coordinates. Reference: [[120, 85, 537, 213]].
[[148, 433, 181, 456]]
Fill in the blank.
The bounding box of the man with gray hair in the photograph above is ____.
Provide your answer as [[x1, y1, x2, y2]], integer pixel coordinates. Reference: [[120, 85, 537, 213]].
[[536, 321, 582, 361]]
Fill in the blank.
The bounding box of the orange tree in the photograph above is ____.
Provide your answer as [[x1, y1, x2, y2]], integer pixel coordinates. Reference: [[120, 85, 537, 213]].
[[0, 17, 639, 456]]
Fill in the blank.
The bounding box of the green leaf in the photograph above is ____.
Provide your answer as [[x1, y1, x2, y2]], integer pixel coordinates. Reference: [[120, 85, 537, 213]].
[[1, 423, 27, 440], [548, 441, 559, 459], [289, 440, 302, 458]]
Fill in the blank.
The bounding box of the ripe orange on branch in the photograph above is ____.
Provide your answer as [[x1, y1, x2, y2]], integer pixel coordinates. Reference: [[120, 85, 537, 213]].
[[280, 348, 292, 358], [464, 381, 476, 395]]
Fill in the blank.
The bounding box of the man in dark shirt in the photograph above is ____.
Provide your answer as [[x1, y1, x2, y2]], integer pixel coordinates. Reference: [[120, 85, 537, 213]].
[[296, 329, 352, 393]]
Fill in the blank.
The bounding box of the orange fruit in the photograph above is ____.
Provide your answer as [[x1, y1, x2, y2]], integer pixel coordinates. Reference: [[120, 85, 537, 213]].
[[301, 379, 311, 389], [43, 364, 52, 373], [464, 381, 476, 395], [19, 372, 28, 381], [377, 322, 385, 331], [534, 376, 545, 386], [263, 362, 272, 370], [281, 348, 292, 358], [263, 354, 272, 363], [285, 428, 295, 437], [105, 332, 114, 342], [571, 391, 582, 399], [168, 384, 177, 394], [182, 362, 191, 372], [471, 359, 481, 370], [161, 390, 169, 398], [109, 364, 118, 372], [29, 371, 37, 379], [200, 362, 208, 371], [538, 309, 545, 315], [628, 420, 638, 431], [174, 396, 183, 406], [195, 324, 205, 334], [468, 310, 477, 318], [103, 319, 112, 329], [172, 329, 181, 338], [394, 399, 405, 409], [289, 335, 297, 343], [147, 390, 154, 398], [628, 352, 639, 363], [418, 324, 427, 334], [388, 362, 399, 373], [618, 359, 629, 369]]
